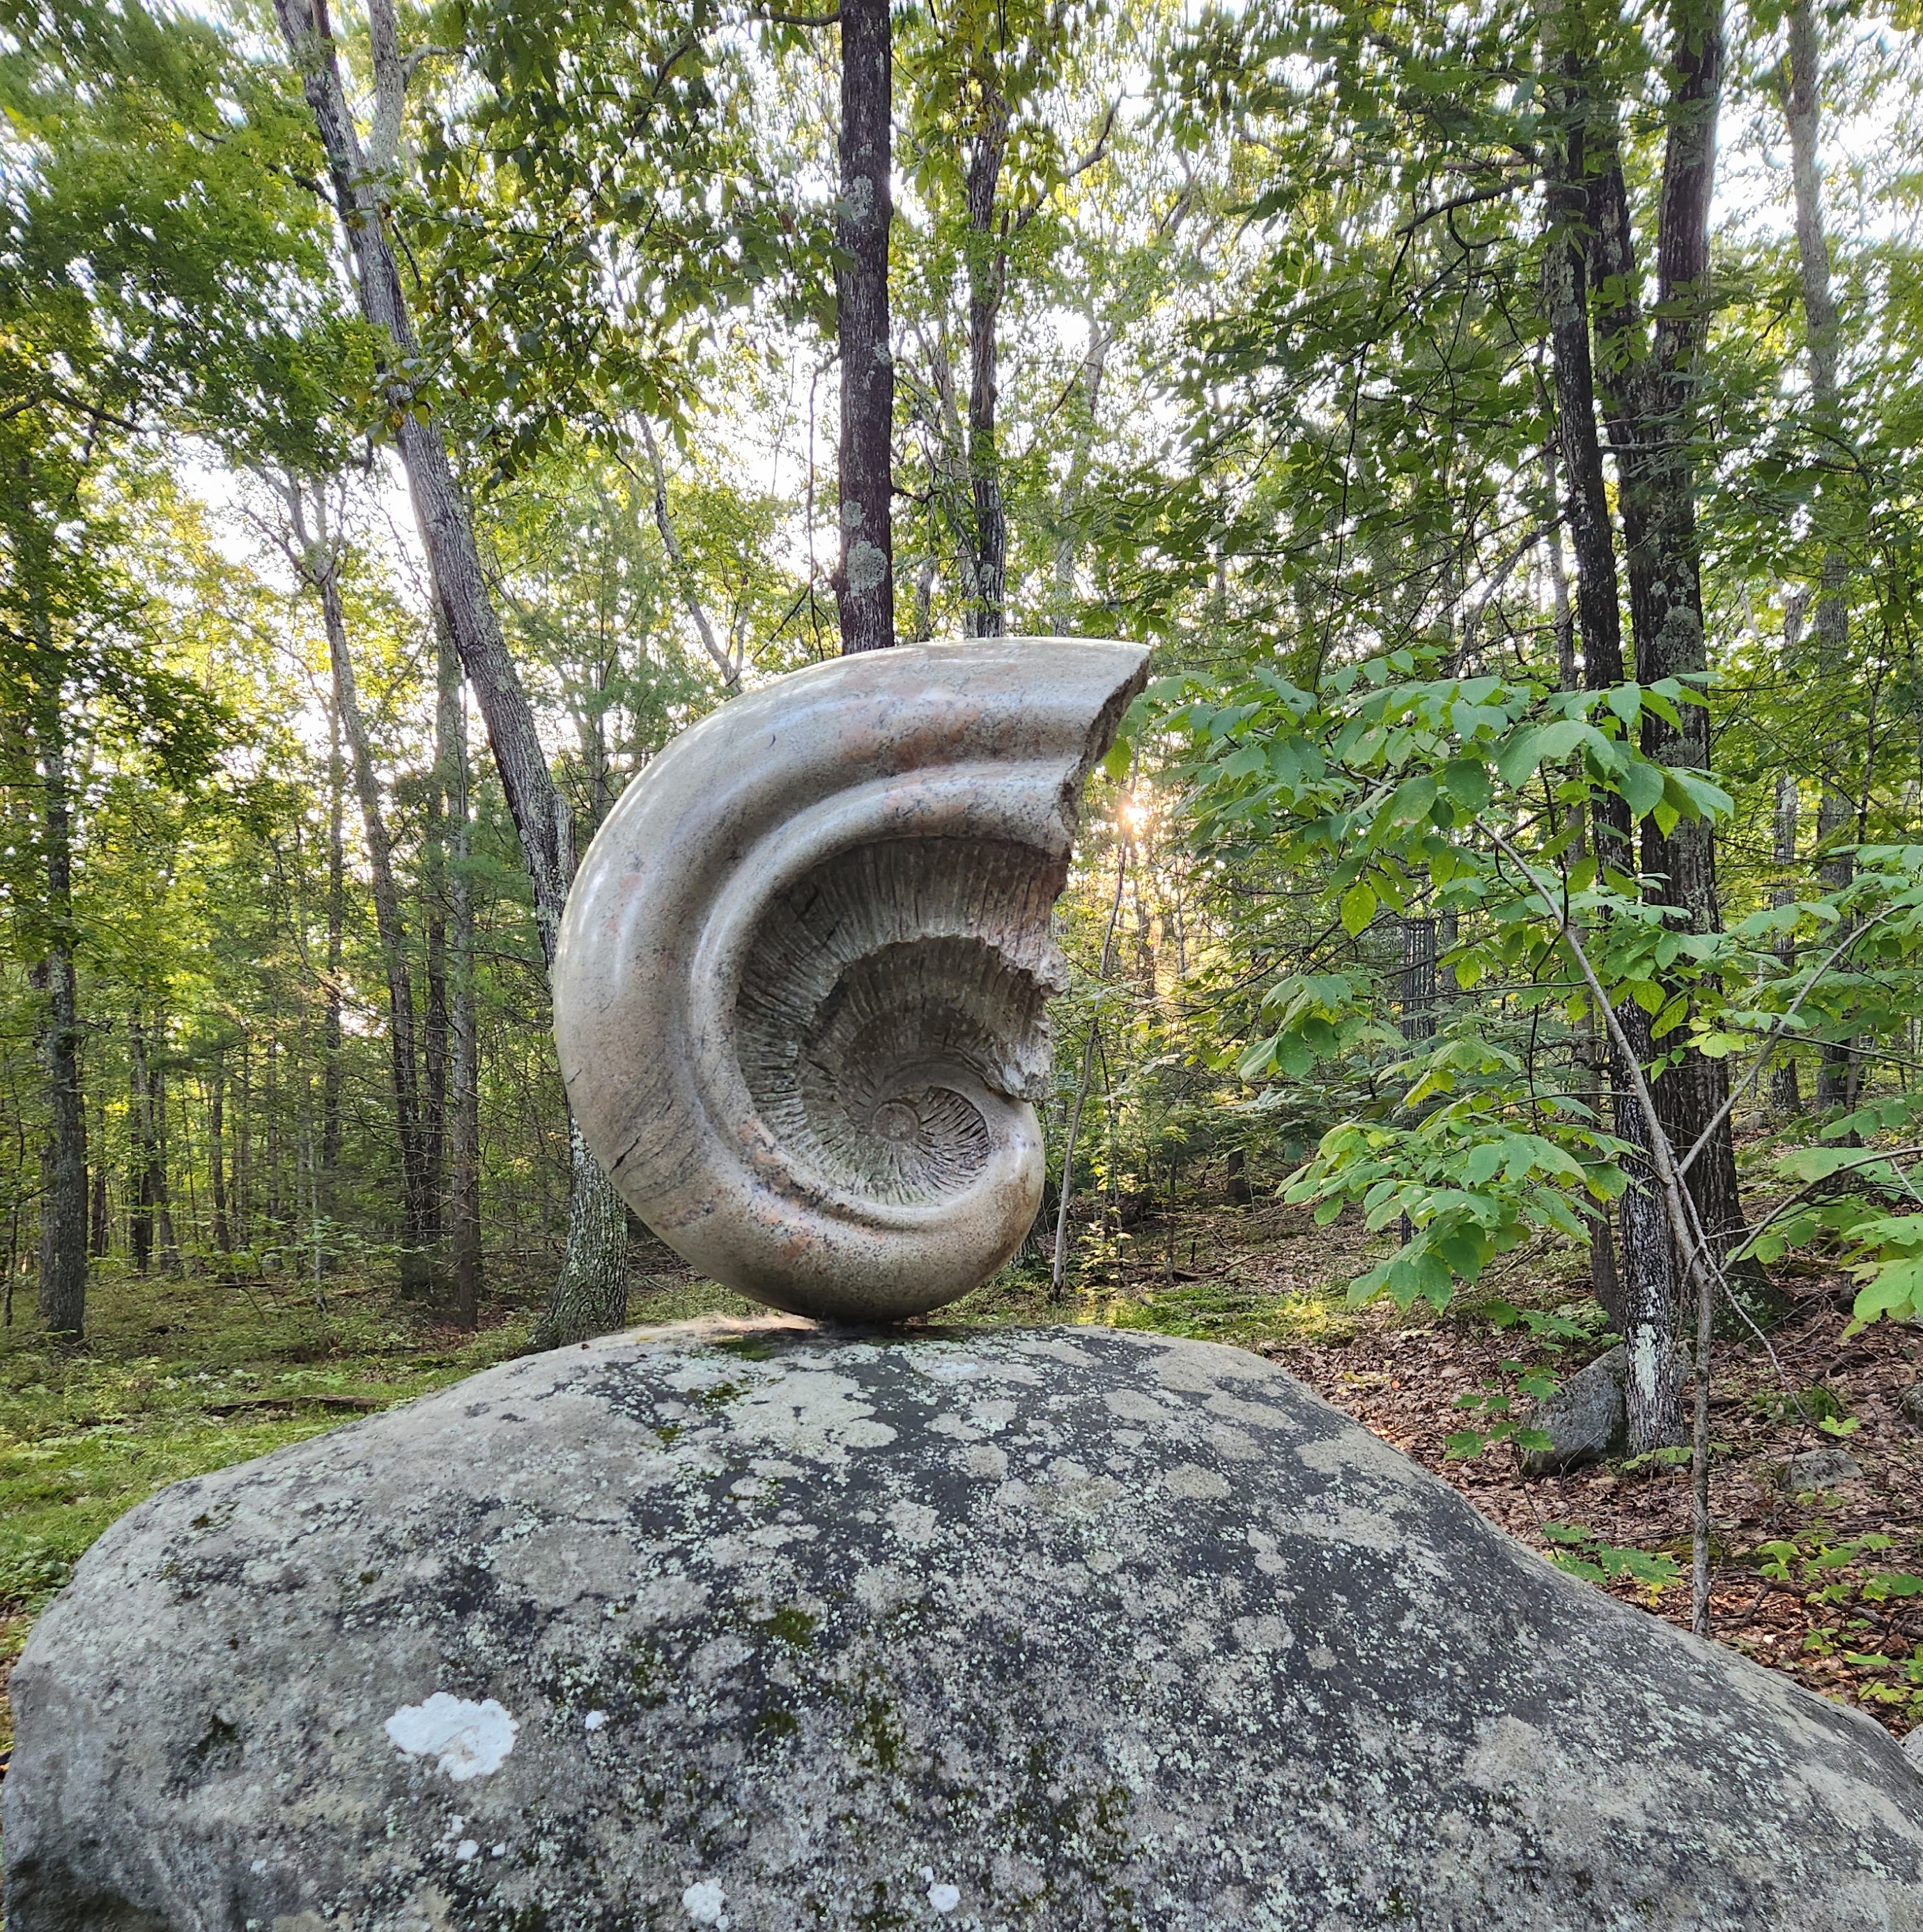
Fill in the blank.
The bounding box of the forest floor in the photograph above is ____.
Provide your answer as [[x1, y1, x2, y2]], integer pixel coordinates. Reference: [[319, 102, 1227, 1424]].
[[0, 1199, 1919, 1763]]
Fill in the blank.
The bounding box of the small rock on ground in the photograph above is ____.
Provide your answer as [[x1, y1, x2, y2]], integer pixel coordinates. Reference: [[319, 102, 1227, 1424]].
[[1784, 1446, 1867, 1491], [1520, 1344, 1628, 1476]]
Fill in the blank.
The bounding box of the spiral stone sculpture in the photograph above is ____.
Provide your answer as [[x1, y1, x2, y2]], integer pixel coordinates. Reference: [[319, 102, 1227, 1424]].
[[553, 638, 1150, 1322]]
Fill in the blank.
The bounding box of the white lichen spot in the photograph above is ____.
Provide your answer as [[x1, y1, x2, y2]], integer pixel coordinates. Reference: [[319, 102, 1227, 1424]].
[[454, 1839, 479, 1862], [383, 1692, 518, 1781], [585, 1709, 608, 1731], [1162, 1462, 1230, 1501], [682, 1878, 727, 1924], [928, 1880, 961, 1912], [845, 536, 888, 596]]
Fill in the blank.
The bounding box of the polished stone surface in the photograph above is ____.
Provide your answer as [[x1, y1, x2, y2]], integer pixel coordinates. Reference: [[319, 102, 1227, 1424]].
[[554, 640, 1149, 1322]]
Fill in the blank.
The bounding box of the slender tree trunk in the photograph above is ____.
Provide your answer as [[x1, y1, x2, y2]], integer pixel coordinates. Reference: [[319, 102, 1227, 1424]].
[[129, 1011, 153, 1276], [964, 98, 1010, 637], [301, 510, 434, 1292], [25, 589, 87, 1338], [210, 1053, 232, 1255], [88, 1090, 109, 1259], [835, 0, 895, 654], [424, 638, 451, 1256], [152, 1057, 178, 1274], [1772, 773, 1802, 1111], [323, 697, 345, 1184], [233, 1035, 252, 1253], [1784, 0, 1856, 1117], [274, 0, 625, 1342], [1541, 35, 1679, 1444], [445, 640, 483, 1329]]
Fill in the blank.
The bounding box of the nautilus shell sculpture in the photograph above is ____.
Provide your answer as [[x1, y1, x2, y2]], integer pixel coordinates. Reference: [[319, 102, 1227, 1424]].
[[554, 638, 1150, 1323]]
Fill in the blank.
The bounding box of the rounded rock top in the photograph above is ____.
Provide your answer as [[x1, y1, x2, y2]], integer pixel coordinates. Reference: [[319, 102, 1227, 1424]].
[[6, 1321, 1921, 1931]]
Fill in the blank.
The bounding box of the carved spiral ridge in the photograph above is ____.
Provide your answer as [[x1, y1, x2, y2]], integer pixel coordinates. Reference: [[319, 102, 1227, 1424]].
[[554, 638, 1150, 1321]]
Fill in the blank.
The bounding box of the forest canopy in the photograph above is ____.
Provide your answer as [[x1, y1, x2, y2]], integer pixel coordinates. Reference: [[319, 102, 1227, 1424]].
[[5, 0, 1923, 1543]]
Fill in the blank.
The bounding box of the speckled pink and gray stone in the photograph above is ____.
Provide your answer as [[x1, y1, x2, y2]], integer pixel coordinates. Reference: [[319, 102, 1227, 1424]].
[[8, 1322, 1921, 1930], [553, 639, 1150, 1322]]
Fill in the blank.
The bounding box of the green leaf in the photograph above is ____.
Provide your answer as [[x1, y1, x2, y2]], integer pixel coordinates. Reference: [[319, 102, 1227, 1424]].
[[1440, 757, 1492, 812], [1340, 882, 1378, 936]]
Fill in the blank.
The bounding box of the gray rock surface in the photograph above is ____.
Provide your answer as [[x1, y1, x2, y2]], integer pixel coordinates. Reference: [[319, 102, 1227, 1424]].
[[1900, 1382, 1923, 1430], [1785, 1445, 1867, 1491], [8, 1322, 1922, 1932], [553, 640, 1149, 1322], [1517, 1344, 1628, 1477]]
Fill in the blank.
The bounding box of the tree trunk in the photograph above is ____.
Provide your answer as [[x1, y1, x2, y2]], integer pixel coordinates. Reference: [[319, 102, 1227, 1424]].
[[233, 1036, 251, 1253], [1784, 0, 1856, 1118], [1584, 4, 1756, 1289], [88, 1091, 109, 1258], [423, 628, 454, 1257], [964, 98, 1010, 637], [445, 635, 484, 1329], [300, 501, 434, 1293], [129, 1012, 154, 1276], [210, 1053, 232, 1255], [152, 1056, 178, 1274], [1541, 33, 1680, 1444], [835, 0, 895, 654], [1771, 772, 1802, 1112], [323, 697, 345, 1184], [273, 0, 626, 1343]]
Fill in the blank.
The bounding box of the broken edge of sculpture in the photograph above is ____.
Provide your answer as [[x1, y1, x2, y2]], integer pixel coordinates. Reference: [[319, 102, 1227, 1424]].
[[553, 637, 1150, 1322]]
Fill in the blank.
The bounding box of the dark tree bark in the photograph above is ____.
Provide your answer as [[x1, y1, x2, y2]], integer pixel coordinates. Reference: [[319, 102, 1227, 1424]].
[[1541, 26, 1680, 1446], [964, 97, 1011, 637], [1583, 3, 1756, 1288], [835, 0, 895, 654], [272, 0, 626, 1343]]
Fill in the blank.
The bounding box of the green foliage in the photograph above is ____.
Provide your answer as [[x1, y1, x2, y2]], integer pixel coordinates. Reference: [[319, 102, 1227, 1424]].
[[1540, 1523, 1683, 1591]]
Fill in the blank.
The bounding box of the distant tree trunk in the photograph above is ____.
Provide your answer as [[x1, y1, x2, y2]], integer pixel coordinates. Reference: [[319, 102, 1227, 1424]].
[[445, 636, 483, 1329], [423, 635, 453, 1255], [291, 489, 434, 1294], [835, 0, 895, 654], [1541, 31, 1679, 1444], [274, 0, 626, 1344], [88, 1091, 109, 1259], [233, 1035, 252, 1253], [25, 581, 86, 1338], [1224, 1147, 1251, 1207], [151, 1056, 178, 1275], [1771, 772, 1802, 1112], [323, 697, 345, 1184], [210, 1053, 232, 1255], [1783, 0, 1857, 1118], [964, 94, 1011, 637], [128, 1012, 154, 1276]]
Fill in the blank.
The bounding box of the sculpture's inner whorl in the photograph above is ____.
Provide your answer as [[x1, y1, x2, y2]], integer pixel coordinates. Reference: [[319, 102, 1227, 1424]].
[[736, 837, 1067, 1205]]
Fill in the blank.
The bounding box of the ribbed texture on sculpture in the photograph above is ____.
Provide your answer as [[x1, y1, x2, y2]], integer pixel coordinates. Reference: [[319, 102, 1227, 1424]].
[[554, 639, 1150, 1321]]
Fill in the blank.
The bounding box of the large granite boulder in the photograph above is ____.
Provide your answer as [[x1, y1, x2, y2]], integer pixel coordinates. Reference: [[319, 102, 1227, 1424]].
[[8, 1322, 1922, 1931]]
